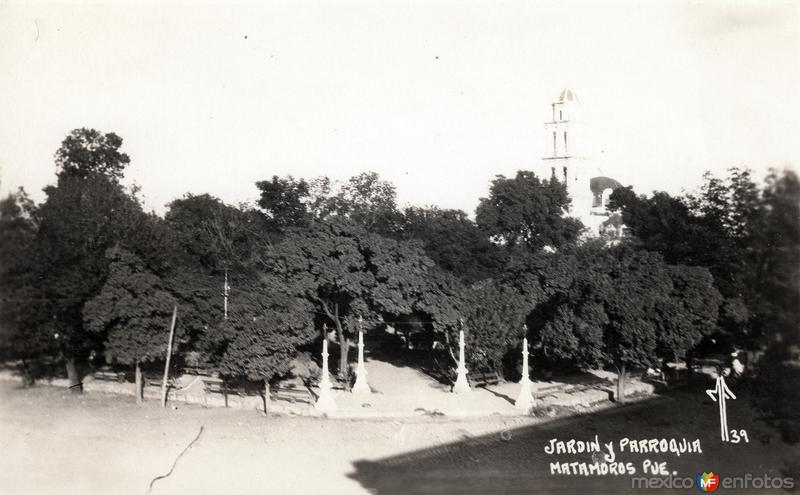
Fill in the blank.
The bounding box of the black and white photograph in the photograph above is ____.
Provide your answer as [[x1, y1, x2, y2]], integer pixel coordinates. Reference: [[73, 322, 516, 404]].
[[1, 1, 798, 493]]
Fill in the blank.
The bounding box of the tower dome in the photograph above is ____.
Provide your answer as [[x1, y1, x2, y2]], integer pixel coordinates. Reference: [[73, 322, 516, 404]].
[[558, 88, 579, 103]]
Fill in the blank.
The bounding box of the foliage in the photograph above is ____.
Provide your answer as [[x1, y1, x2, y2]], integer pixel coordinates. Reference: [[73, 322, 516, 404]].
[[476, 170, 583, 251], [608, 168, 800, 352], [529, 244, 720, 371], [461, 281, 528, 373], [83, 248, 179, 365], [752, 358, 800, 444], [166, 194, 273, 272], [55, 128, 130, 181], [26, 173, 152, 360], [255, 176, 311, 229], [256, 172, 402, 235], [264, 218, 438, 332], [217, 283, 316, 382], [332, 172, 402, 234], [0, 189, 50, 360], [400, 206, 506, 283]]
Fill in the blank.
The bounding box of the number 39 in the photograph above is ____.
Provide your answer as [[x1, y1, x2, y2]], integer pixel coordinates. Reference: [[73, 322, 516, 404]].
[[729, 429, 749, 443]]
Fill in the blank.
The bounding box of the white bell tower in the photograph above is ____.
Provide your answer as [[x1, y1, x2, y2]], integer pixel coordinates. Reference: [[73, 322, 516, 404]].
[[541, 89, 593, 217]]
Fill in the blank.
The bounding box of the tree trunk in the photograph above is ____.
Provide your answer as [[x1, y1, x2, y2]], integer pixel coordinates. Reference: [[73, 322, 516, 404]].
[[65, 357, 82, 394], [263, 381, 270, 416], [19, 359, 34, 387], [135, 360, 143, 405], [686, 351, 694, 391], [616, 364, 627, 404]]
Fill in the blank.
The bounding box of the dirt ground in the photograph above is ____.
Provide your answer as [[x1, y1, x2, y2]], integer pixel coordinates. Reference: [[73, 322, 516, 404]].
[[0, 381, 533, 495], [1, 380, 797, 494]]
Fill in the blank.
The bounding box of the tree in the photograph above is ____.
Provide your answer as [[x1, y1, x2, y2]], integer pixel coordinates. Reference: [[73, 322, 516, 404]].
[[609, 168, 800, 354], [0, 189, 50, 384], [476, 171, 583, 251], [83, 248, 180, 404], [606, 187, 712, 266], [400, 206, 506, 283], [166, 194, 273, 273], [255, 176, 311, 229], [217, 283, 316, 385], [534, 245, 720, 402], [16, 130, 152, 391], [656, 265, 722, 364], [332, 172, 402, 234], [55, 128, 130, 181], [256, 172, 402, 235], [262, 218, 445, 385], [461, 281, 527, 375]]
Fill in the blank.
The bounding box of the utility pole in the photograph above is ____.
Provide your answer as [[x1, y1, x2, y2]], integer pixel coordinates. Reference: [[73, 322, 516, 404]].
[[161, 305, 178, 408], [223, 269, 230, 320]]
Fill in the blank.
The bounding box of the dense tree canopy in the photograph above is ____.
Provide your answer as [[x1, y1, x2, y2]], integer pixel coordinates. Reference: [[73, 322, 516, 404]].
[[476, 171, 583, 251], [608, 168, 800, 352], [54, 128, 130, 181], [83, 248, 180, 402], [4, 127, 795, 444], [0, 189, 49, 364], [84, 248, 179, 364], [166, 194, 271, 273], [401, 206, 505, 283], [517, 244, 721, 402], [255, 176, 311, 229], [217, 285, 316, 382]]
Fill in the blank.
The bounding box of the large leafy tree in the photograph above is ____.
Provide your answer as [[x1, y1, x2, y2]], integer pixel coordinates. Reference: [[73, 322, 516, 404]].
[[217, 283, 316, 384], [476, 171, 583, 251], [461, 281, 527, 375], [609, 168, 800, 353], [256, 172, 402, 235], [332, 172, 402, 234], [0, 189, 50, 383], [166, 194, 272, 273], [83, 248, 180, 403], [55, 128, 130, 181], [400, 206, 506, 283], [263, 218, 448, 385], [532, 244, 720, 402], [20, 129, 151, 391], [255, 176, 312, 229]]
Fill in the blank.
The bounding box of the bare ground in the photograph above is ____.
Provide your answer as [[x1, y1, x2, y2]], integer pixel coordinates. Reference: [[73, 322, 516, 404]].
[[1, 379, 797, 494]]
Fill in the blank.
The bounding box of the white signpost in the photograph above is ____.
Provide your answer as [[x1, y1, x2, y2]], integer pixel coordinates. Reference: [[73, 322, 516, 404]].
[[452, 326, 471, 394], [352, 315, 370, 394], [315, 333, 337, 412], [515, 334, 533, 410]]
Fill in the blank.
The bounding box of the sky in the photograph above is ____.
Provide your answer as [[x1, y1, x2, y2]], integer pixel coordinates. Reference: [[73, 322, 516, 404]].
[[1, 0, 798, 216]]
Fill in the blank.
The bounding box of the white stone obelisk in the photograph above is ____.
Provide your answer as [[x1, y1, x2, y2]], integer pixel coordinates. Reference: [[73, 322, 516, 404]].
[[515, 336, 534, 410], [452, 328, 471, 393], [315, 336, 337, 412], [352, 316, 370, 394]]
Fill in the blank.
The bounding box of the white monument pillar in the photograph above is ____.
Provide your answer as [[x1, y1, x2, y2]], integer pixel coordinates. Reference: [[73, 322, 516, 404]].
[[515, 335, 534, 410], [452, 326, 471, 393], [352, 315, 370, 394], [315, 335, 337, 412]]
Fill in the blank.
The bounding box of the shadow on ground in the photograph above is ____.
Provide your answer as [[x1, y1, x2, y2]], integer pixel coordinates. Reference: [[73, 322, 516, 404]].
[[348, 387, 799, 494]]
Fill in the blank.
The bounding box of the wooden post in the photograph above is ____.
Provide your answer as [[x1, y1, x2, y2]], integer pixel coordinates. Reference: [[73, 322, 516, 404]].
[[135, 360, 143, 405], [161, 305, 178, 408]]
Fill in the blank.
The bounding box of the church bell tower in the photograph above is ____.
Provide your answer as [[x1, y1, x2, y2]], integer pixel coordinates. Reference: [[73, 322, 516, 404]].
[[542, 89, 592, 216]]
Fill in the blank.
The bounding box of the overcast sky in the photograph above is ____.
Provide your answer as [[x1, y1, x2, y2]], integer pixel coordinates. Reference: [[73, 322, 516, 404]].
[[1, 1, 798, 216]]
